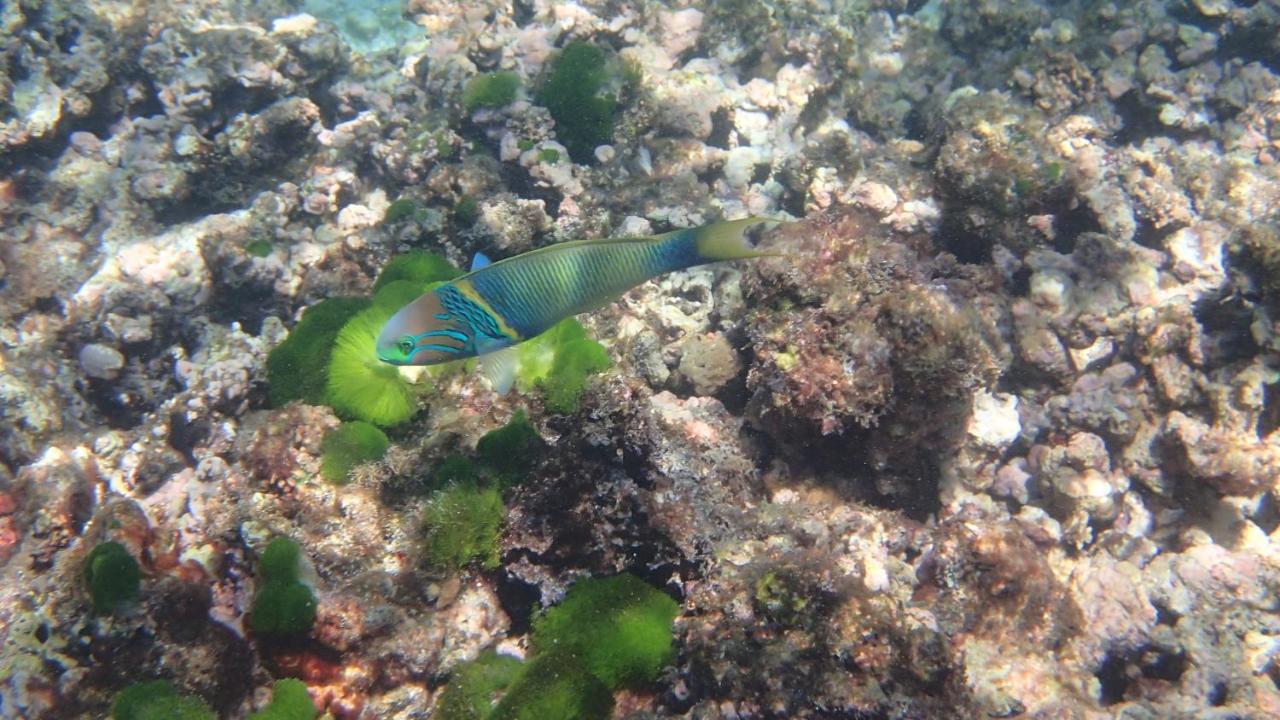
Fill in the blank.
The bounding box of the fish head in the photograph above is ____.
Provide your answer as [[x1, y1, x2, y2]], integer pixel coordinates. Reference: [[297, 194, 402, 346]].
[[376, 289, 473, 366]]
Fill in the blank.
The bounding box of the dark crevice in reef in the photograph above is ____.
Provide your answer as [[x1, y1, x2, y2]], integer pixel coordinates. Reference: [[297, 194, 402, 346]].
[[1111, 90, 1213, 147], [205, 275, 287, 337], [1096, 650, 1131, 705], [1258, 380, 1280, 439], [1051, 201, 1104, 255], [936, 206, 992, 264], [1130, 217, 1182, 252], [1216, 24, 1280, 74], [765, 428, 943, 523], [493, 570, 541, 635], [167, 410, 212, 466], [1193, 290, 1260, 367]]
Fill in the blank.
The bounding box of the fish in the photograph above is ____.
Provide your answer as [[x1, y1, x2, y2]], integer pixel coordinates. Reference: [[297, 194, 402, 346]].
[[375, 217, 780, 392]]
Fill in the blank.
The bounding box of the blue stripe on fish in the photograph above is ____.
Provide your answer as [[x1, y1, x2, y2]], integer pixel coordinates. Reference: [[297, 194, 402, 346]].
[[413, 328, 470, 344], [437, 285, 507, 341], [411, 343, 464, 359]]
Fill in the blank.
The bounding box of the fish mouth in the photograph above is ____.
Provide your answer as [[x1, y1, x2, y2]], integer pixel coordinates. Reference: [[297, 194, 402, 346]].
[[375, 327, 407, 366], [376, 348, 405, 366]]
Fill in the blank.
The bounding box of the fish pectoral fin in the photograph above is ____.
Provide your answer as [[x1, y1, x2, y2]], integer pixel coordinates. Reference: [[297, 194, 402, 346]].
[[477, 343, 520, 395]]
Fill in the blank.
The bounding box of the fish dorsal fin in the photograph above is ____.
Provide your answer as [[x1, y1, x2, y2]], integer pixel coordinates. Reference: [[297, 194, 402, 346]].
[[477, 342, 519, 395], [470, 252, 492, 271]]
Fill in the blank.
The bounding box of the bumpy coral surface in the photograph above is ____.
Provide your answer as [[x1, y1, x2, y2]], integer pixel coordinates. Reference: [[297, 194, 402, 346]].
[[4, 0, 1280, 717]]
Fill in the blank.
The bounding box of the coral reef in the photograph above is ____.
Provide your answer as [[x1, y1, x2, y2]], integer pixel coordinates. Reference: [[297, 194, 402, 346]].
[[4, 0, 1280, 717]]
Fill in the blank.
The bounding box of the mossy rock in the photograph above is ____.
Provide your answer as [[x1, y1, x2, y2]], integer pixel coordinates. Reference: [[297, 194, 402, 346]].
[[536, 41, 619, 163], [112, 680, 216, 720], [84, 541, 141, 614], [373, 250, 461, 293], [435, 651, 524, 720], [529, 574, 679, 689], [247, 679, 316, 720], [251, 579, 317, 637], [320, 421, 390, 484], [432, 454, 482, 489], [258, 537, 303, 582], [475, 410, 542, 486], [251, 537, 317, 638], [463, 71, 520, 112], [421, 482, 505, 570], [490, 652, 613, 720], [384, 197, 418, 224]]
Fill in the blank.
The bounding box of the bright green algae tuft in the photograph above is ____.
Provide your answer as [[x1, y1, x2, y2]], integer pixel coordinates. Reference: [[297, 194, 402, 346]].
[[373, 249, 461, 292], [267, 297, 370, 408], [320, 421, 390, 484], [112, 680, 215, 720], [530, 574, 679, 689], [84, 541, 142, 614], [247, 679, 316, 720], [433, 573, 677, 717], [325, 305, 419, 427], [515, 319, 611, 413]]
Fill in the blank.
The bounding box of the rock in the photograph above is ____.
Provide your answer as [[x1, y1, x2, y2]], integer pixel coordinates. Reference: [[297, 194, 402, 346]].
[[79, 343, 126, 380]]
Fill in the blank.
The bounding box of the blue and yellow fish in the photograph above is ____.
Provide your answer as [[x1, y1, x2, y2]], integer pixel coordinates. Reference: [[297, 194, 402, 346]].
[[376, 217, 778, 390]]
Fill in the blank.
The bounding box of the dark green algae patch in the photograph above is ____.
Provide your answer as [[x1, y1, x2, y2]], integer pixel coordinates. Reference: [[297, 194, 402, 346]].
[[249, 537, 317, 638], [84, 540, 142, 614], [420, 411, 543, 569], [536, 40, 621, 163]]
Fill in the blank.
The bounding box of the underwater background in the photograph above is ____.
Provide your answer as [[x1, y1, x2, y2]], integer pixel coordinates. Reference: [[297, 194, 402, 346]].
[[2, 0, 1280, 717]]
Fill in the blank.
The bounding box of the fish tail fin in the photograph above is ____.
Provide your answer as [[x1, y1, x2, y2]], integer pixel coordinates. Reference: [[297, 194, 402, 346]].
[[693, 217, 787, 261]]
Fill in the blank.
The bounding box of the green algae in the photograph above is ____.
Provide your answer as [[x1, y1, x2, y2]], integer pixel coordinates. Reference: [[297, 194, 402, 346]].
[[490, 653, 613, 720], [421, 482, 505, 570], [251, 538, 317, 638], [464, 72, 520, 112], [112, 680, 215, 720], [245, 238, 273, 257], [373, 250, 462, 292], [434, 651, 524, 720], [536, 41, 618, 163], [475, 410, 541, 487], [247, 679, 315, 720], [529, 574, 679, 689], [325, 305, 419, 427], [320, 421, 389, 484], [384, 197, 418, 224], [84, 541, 141, 614], [267, 297, 370, 408], [515, 319, 611, 413]]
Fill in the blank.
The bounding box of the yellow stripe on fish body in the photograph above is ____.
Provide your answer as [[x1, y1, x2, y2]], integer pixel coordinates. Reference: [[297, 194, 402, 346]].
[[376, 217, 778, 367], [449, 279, 523, 342]]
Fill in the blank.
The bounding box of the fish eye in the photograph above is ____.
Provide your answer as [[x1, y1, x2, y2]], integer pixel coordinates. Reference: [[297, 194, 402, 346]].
[[396, 336, 415, 356]]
